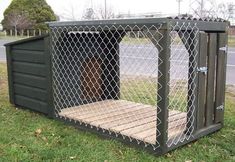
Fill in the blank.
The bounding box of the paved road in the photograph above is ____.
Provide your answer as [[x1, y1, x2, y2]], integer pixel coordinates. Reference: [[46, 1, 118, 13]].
[[0, 38, 235, 85], [0, 39, 14, 61], [118, 44, 235, 85]]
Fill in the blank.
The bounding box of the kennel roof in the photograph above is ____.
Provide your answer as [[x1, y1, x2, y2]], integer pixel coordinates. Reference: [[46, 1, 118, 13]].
[[47, 17, 229, 32]]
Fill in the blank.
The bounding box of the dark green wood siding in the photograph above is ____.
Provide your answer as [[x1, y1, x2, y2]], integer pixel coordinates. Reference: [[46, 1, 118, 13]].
[[5, 35, 51, 115]]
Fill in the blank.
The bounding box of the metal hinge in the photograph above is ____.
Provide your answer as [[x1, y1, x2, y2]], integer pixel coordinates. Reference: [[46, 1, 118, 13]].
[[216, 105, 224, 110], [219, 45, 228, 53], [197, 67, 208, 75]]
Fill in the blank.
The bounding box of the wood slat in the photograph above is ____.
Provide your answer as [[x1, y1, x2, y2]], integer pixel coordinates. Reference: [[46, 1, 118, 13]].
[[197, 32, 208, 130], [132, 128, 156, 141], [108, 111, 185, 133], [12, 61, 47, 77], [78, 101, 146, 120], [206, 33, 217, 126], [13, 72, 47, 89], [145, 121, 187, 144], [69, 106, 155, 127], [111, 111, 185, 133], [12, 39, 44, 51], [168, 113, 187, 128], [12, 49, 45, 64], [143, 134, 156, 144], [59, 100, 186, 144], [60, 100, 123, 115], [94, 109, 155, 128], [14, 83, 48, 101], [111, 115, 156, 132], [167, 125, 186, 139], [168, 117, 187, 130], [60, 100, 139, 117], [86, 104, 153, 123], [215, 33, 227, 123], [15, 95, 48, 114], [121, 121, 156, 137]]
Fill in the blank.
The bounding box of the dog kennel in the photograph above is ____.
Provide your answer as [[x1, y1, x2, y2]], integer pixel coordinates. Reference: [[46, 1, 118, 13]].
[[5, 17, 229, 154]]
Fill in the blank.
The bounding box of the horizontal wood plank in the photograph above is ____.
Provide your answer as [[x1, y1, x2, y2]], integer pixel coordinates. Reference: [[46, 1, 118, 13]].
[[13, 61, 47, 77], [12, 39, 44, 51], [15, 95, 48, 114], [13, 72, 47, 89], [12, 49, 45, 64], [14, 83, 48, 101]]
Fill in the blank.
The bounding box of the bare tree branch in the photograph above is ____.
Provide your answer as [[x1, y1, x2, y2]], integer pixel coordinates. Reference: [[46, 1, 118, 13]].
[[82, 8, 95, 20], [190, 0, 234, 20], [95, 5, 115, 20], [59, 2, 80, 21], [190, 0, 217, 18], [217, 2, 234, 20], [5, 11, 34, 35]]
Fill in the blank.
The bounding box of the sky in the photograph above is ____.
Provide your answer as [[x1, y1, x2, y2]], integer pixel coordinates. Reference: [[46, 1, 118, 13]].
[[0, 0, 234, 22], [44, 0, 191, 20]]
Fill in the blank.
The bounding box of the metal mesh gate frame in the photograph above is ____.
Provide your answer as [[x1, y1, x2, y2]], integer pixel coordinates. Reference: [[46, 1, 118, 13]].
[[47, 18, 227, 154]]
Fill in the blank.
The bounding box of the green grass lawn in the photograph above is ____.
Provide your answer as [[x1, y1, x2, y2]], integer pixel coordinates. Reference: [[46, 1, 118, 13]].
[[0, 63, 235, 161]]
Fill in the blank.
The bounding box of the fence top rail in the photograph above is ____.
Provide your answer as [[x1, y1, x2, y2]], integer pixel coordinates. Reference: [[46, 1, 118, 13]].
[[47, 17, 229, 32]]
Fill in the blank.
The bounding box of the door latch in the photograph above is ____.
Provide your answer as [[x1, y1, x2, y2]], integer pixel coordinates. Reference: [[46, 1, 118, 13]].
[[216, 105, 224, 111], [219, 45, 228, 53], [197, 67, 208, 75]]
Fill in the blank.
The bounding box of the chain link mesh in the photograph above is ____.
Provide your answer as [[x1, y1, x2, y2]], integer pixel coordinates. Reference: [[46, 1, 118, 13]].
[[167, 22, 199, 147], [49, 20, 199, 150]]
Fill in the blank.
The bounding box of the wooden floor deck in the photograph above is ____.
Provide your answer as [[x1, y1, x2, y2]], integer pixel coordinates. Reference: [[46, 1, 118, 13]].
[[59, 100, 187, 144]]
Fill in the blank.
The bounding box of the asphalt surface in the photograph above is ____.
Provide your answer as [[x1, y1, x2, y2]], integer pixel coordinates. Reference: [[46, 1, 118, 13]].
[[0, 38, 235, 85], [0, 39, 16, 61]]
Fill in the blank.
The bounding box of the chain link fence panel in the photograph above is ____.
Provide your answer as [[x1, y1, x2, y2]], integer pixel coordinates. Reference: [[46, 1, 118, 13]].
[[50, 21, 198, 150]]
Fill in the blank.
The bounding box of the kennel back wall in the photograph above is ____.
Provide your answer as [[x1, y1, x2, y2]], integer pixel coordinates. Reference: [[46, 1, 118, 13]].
[[5, 18, 228, 155]]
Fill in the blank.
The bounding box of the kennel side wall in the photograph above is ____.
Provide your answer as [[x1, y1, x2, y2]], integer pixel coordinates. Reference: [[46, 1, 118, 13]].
[[5, 35, 54, 116]]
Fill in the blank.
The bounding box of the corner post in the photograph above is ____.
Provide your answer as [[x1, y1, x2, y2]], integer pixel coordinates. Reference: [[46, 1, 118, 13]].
[[44, 34, 55, 118], [156, 24, 170, 153], [5, 45, 15, 105]]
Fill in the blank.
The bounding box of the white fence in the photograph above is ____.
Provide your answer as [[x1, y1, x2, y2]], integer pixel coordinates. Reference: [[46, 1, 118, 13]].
[[1, 29, 49, 37]]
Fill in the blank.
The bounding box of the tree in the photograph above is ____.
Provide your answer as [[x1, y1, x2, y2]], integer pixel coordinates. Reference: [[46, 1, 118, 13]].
[[190, 0, 234, 20], [190, 0, 216, 18], [217, 2, 234, 21], [2, 0, 56, 31], [82, 0, 115, 20], [82, 8, 95, 20], [96, 5, 115, 19], [3, 10, 34, 36]]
